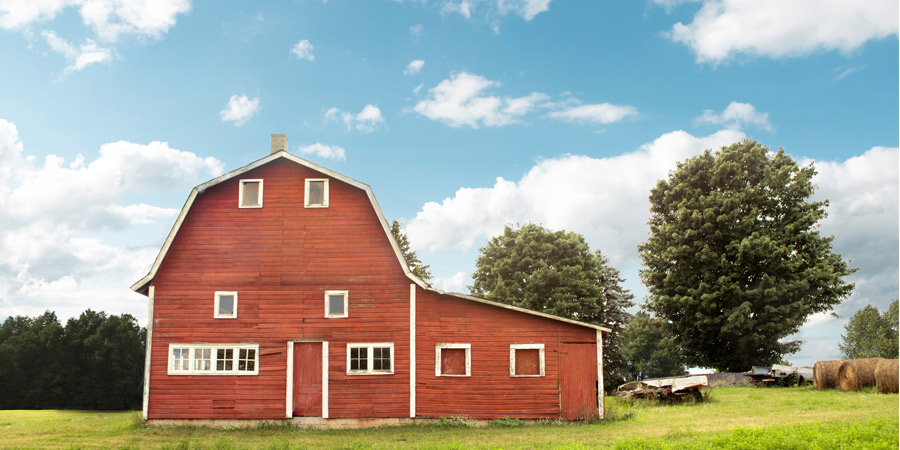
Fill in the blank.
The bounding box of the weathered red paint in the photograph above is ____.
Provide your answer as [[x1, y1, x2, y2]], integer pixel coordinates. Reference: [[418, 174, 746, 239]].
[[559, 343, 600, 420], [293, 343, 322, 417]]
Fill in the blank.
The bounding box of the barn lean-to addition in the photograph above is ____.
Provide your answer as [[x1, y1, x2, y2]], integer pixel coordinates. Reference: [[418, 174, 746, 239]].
[[132, 134, 610, 426]]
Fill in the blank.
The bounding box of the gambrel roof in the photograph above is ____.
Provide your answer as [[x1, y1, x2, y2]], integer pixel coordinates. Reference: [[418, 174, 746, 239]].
[[131, 150, 610, 333]]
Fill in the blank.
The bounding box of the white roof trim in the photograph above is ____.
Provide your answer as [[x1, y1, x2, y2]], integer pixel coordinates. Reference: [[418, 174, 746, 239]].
[[427, 288, 612, 333], [131, 151, 427, 293]]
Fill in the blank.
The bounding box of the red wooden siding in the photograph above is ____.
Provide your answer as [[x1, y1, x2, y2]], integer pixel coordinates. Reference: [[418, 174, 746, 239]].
[[148, 159, 412, 419], [559, 343, 599, 420], [293, 342, 322, 417], [416, 289, 598, 419], [515, 349, 541, 376]]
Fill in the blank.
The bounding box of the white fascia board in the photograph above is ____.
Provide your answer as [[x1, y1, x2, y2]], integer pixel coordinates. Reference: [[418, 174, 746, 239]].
[[427, 288, 612, 333], [131, 152, 428, 294]]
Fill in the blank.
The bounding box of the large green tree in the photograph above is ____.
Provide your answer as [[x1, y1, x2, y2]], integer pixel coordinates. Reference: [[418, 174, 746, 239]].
[[471, 223, 634, 391], [839, 301, 899, 359], [621, 312, 686, 381], [638, 140, 855, 372], [391, 220, 432, 283]]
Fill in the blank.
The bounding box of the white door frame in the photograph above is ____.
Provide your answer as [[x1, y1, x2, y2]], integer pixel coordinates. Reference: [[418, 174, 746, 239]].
[[286, 340, 329, 419]]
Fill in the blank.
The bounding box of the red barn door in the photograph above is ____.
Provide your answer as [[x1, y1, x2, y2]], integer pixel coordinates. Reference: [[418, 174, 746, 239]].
[[293, 342, 323, 417], [559, 343, 599, 420]]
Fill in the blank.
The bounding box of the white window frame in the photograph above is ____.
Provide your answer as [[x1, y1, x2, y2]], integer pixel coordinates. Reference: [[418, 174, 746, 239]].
[[167, 343, 259, 375], [324, 290, 349, 318], [304, 178, 329, 208], [509, 343, 545, 377], [214, 291, 238, 319], [435, 343, 471, 377], [238, 179, 263, 209], [346, 343, 394, 375]]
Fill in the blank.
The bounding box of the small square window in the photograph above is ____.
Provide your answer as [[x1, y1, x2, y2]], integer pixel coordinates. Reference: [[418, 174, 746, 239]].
[[214, 291, 238, 319], [238, 348, 256, 371], [172, 348, 190, 372], [194, 348, 211, 371], [510, 344, 545, 377], [216, 348, 234, 371], [325, 290, 348, 318], [239, 179, 263, 208], [305, 179, 329, 208], [347, 343, 393, 375], [436, 343, 471, 377]]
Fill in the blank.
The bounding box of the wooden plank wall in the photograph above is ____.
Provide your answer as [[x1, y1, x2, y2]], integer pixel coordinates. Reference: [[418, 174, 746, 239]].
[[415, 289, 597, 419], [149, 159, 412, 419]]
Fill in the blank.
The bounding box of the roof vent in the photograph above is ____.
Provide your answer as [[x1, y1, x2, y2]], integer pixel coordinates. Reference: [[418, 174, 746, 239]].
[[270, 134, 288, 154]]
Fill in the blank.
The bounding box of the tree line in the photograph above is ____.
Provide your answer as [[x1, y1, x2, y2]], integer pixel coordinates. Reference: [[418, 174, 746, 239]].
[[0, 310, 145, 410]]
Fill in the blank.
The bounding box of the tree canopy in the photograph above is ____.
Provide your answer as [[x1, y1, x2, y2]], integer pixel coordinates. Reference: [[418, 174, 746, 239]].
[[471, 223, 634, 390], [391, 220, 432, 283], [839, 301, 899, 359], [621, 312, 686, 381], [638, 140, 855, 372]]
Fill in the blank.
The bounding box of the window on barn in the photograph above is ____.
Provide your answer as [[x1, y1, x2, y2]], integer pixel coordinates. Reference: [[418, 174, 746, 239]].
[[436, 343, 471, 377], [239, 179, 263, 208], [305, 178, 329, 208], [325, 290, 348, 318], [167, 344, 258, 375], [510, 344, 545, 377], [346, 343, 393, 375], [214, 291, 238, 319]]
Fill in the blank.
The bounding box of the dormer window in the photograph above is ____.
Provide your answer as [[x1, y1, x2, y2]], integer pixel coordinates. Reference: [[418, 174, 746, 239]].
[[214, 291, 238, 319], [305, 179, 329, 208], [239, 180, 263, 208]]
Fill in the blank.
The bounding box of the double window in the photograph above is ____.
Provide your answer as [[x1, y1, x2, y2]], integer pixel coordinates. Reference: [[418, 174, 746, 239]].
[[239, 179, 263, 208], [168, 344, 259, 375], [346, 343, 393, 375]]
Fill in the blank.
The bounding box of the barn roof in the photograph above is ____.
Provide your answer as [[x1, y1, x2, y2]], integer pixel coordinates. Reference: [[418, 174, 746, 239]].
[[131, 150, 610, 333]]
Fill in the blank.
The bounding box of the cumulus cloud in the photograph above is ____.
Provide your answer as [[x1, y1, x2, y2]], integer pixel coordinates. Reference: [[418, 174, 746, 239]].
[[498, 0, 552, 21], [0, 118, 223, 321], [42, 31, 112, 72], [665, 0, 899, 63], [695, 101, 772, 131], [291, 39, 315, 61], [413, 72, 548, 128], [298, 143, 347, 161], [433, 271, 469, 293], [219, 94, 261, 126], [546, 103, 638, 125], [325, 104, 386, 132], [404, 59, 424, 75]]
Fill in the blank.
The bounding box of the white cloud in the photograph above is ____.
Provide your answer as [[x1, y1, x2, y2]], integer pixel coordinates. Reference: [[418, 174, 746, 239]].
[[666, 0, 899, 63], [410, 23, 424, 40], [442, 0, 472, 19], [324, 104, 385, 132], [291, 39, 315, 61], [219, 94, 261, 126], [413, 82, 425, 95], [298, 143, 347, 161], [404, 59, 425, 75], [42, 30, 112, 72], [406, 128, 746, 262], [832, 66, 865, 82], [413, 72, 548, 128], [433, 271, 469, 292], [0, 118, 223, 322], [498, 0, 552, 21], [440, 0, 553, 22], [695, 101, 772, 131], [546, 103, 638, 125]]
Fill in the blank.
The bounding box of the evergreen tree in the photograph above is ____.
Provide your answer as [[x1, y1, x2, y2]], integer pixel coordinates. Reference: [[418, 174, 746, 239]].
[[391, 220, 432, 283], [639, 140, 855, 371]]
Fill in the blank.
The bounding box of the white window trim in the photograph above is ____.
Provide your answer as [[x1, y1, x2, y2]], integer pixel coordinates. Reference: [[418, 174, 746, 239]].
[[324, 290, 349, 318], [346, 343, 394, 375], [238, 179, 264, 209], [214, 291, 238, 319], [167, 343, 259, 375], [304, 178, 329, 208], [509, 343, 545, 377], [435, 343, 471, 377]]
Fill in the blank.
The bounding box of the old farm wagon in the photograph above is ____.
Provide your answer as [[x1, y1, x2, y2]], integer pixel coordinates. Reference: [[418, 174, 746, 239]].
[[132, 135, 610, 426]]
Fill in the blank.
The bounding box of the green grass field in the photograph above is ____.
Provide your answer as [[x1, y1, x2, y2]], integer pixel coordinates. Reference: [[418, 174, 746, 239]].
[[0, 387, 896, 450]]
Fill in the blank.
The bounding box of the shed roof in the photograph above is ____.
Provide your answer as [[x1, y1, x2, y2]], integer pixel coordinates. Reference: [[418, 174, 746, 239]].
[[131, 150, 610, 333]]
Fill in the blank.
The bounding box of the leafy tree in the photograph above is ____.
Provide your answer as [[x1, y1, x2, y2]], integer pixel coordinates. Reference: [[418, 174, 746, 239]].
[[638, 140, 855, 372], [391, 220, 432, 282], [621, 312, 686, 381], [839, 301, 899, 359], [471, 223, 634, 391]]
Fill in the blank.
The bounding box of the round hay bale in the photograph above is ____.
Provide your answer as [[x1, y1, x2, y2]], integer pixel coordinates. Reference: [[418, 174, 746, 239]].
[[813, 360, 843, 389], [875, 359, 899, 394], [837, 357, 884, 391]]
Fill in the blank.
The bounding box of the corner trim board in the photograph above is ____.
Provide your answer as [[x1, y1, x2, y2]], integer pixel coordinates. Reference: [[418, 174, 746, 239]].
[[142, 285, 154, 420], [410, 284, 416, 418]]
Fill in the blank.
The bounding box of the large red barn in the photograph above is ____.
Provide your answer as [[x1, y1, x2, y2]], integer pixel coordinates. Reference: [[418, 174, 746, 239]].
[[132, 135, 610, 425]]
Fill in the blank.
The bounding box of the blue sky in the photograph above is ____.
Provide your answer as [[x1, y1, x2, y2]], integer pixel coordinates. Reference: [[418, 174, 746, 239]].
[[0, 0, 897, 367]]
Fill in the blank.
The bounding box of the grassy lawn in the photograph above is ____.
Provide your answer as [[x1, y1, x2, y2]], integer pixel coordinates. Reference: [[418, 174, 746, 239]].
[[0, 387, 896, 449]]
